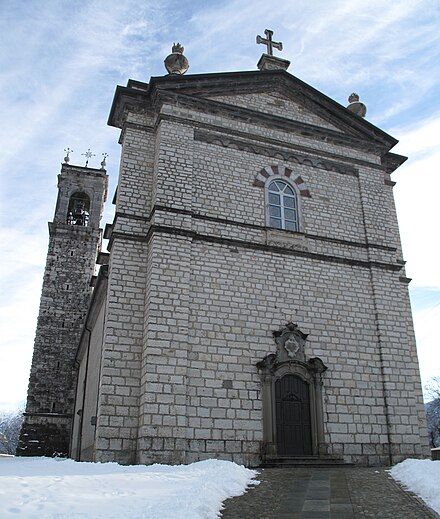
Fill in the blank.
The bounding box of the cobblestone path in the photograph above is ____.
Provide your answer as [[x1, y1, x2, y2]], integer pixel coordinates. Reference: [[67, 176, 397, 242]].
[[220, 467, 439, 519]]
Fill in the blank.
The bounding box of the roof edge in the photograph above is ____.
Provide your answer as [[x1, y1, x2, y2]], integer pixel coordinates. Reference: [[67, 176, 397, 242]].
[[108, 69, 399, 149]]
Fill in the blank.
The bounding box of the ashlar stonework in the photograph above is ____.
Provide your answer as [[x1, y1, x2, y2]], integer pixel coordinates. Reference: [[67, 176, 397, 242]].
[[21, 61, 429, 467], [18, 164, 108, 456]]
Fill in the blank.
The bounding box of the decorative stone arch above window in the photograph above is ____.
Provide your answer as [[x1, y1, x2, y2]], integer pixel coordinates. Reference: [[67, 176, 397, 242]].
[[253, 165, 311, 198]]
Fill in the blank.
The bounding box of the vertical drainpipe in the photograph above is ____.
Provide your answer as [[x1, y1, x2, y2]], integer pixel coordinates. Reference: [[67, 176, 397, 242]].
[[76, 327, 92, 461]]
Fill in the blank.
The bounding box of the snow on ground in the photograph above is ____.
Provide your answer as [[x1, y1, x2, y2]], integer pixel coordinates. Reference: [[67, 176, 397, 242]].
[[0, 457, 259, 519], [390, 459, 440, 514]]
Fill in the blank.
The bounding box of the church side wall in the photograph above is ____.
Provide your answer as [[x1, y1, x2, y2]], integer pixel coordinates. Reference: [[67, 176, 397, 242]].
[[93, 123, 154, 464], [115, 119, 155, 218], [369, 268, 430, 460], [137, 120, 195, 464], [72, 299, 107, 461], [399, 281, 430, 452], [137, 233, 192, 464], [94, 238, 147, 464], [70, 344, 86, 460]]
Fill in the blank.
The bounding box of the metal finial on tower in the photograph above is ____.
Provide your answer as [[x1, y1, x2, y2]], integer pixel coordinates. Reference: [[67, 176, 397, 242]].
[[63, 148, 73, 163], [101, 153, 108, 170], [81, 148, 95, 168], [256, 29, 283, 56], [164, 43, 189, 75]]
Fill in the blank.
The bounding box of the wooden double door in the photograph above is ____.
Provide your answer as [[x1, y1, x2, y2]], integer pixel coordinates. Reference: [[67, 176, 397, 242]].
[[275, 375, 312, 455]]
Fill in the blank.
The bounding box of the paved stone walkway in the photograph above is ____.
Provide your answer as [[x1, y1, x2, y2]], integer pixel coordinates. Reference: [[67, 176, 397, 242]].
[[220, 467, 439, 519]]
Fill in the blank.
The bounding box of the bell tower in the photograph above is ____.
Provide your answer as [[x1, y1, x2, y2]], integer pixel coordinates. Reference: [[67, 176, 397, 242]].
[[17, 153, 108, 456]]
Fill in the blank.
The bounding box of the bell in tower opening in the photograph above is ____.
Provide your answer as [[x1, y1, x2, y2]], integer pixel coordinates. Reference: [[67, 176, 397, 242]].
[[67, 192, 90, 226]]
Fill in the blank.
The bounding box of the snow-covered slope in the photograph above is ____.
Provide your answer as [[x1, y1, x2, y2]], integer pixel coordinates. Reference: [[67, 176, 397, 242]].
[[390, 459, 440, 514], [0, 457, 259, 519]]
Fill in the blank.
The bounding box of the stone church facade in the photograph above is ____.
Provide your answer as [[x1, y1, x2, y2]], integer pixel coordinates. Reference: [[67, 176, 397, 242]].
[[19, 44, 429, 466]]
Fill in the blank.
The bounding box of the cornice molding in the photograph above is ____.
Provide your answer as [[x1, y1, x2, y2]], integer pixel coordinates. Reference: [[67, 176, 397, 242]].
[[106, 205, 398, 257], [156, 91, 386, 154], [142, 224, 402, 272], [195, 130, 359, 177]]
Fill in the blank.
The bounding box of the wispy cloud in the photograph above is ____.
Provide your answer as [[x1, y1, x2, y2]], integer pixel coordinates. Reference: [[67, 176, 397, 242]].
[[411, 291, 440, 398], [1, 0, 439, 408], [392, 114, 440, 289]]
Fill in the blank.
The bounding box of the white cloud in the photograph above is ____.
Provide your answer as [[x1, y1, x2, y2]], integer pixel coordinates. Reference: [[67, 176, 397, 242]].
[[413, 303, 440, 399], [392, 114, 440, 288], [1, 0, 439, 410]]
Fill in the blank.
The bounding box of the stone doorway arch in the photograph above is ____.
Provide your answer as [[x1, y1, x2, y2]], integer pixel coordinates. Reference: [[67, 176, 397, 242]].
[[257, 323, 328, 461]]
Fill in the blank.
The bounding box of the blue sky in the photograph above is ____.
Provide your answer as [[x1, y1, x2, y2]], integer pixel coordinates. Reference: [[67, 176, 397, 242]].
[[0, 0, 439, 410]]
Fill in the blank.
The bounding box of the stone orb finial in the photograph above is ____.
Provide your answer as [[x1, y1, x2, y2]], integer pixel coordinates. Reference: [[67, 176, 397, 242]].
[[347, 92, 367, 118], [164, 43, 189, 75], [348, 92, 359, 103], [172, 42, 184, 54]]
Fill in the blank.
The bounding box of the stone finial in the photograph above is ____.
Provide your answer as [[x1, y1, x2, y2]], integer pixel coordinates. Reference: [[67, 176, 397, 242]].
[[347, 93, 367, 118], [164, 43, 189, 75], [348, 93, 359, 103], [101, 153, 108, 170], [172, 43, 184, 54], [63, 148, 73, 163]]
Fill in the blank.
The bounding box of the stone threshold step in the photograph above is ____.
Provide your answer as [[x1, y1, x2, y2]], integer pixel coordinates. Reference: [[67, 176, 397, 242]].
[[261, 456, 352, 468]]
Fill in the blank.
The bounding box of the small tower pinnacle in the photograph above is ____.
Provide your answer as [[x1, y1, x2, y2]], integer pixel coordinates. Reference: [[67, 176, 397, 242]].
[[101, 153, 108, 170], [81, 148, 96, 167], [63, 148, 73, 163]]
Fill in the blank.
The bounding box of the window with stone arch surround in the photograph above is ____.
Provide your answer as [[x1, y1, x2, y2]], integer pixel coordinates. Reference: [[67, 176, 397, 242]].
[[254, 165, 310, 232], [266, 178, 301, 231]]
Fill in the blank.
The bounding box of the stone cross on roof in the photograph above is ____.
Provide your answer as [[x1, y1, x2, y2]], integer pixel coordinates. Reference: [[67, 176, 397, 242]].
[[256, 29, 283, 56]]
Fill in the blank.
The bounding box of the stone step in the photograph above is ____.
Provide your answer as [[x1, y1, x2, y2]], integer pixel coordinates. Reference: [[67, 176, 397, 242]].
[[261, 456, 352, 468]]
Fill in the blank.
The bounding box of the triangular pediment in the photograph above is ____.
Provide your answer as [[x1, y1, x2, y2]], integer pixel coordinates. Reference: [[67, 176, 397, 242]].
[[109, 70, 399, 152], [205, 91, 343, 133]]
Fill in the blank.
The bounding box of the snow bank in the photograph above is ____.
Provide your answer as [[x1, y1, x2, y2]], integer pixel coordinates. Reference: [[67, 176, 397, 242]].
[[390, 458, 440, 514], [0, 457, 259, 519]]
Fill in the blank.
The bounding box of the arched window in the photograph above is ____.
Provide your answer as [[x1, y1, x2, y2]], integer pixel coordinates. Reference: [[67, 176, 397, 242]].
[[67, 192, 90, 227], [267, 179, 299, 231]]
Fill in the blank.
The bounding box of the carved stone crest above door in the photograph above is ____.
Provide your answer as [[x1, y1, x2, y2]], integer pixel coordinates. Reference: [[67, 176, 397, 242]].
[[273, 322, 308, 362]]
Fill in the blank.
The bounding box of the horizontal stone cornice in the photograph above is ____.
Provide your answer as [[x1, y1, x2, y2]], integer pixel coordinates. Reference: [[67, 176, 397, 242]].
[[145, 225, 403, 272], [48, 222, 102, 238], [110, 71, 399, 152], [23, 412, 72, 419], [107, 206, 397, 254], [155, 114, 386, 172], [107, 208, 401, 272], [118, 121, 154, 145], [155, 91, 386, 154], [195, 130, 359, 177]]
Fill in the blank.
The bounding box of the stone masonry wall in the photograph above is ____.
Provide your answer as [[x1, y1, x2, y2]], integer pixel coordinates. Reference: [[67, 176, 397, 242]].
[[18, 164, 107, 457], [94, 79, 428, 466], [93, 238, 147, 464]]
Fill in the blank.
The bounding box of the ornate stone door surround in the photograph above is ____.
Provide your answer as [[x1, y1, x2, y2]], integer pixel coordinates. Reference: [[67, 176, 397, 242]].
[[257, 323, 328, 459]]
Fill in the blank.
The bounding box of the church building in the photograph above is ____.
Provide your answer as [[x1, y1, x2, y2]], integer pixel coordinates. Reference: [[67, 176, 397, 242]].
[[18, 32, 429, 467]]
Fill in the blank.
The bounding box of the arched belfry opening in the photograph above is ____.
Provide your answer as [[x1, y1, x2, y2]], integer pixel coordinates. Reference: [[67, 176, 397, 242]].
[[257, 323, 328, 462], [67, 192, 90, 226]]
